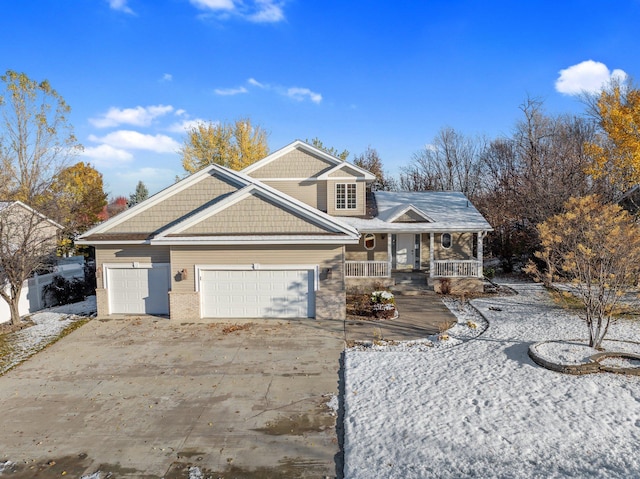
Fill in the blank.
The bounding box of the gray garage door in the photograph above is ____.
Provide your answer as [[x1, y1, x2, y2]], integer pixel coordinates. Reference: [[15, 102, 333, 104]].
[[200, 269, 314, 318], [108, 265, 170, 315]]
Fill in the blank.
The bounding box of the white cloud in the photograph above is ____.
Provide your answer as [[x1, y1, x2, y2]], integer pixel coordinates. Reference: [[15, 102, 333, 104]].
[[248, 78, 265, 88], [108, 0, 134, 14], [80, 144, 134, 167], [214, 86, 248, 96], [89, 130, 180, 153], [287, 87, 322, 104], [555, 60, 628, 96], [218, 78, 323, 104], [189, 0, 285, 23], [161, 73, 173, 82], [190, 0, 235, 11], [248, 0, 284, 23], [90, 105, 174, 128]]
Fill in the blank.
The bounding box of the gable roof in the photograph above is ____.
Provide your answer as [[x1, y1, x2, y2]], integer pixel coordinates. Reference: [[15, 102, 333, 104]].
[[0, 200, 63, 230], [242, 140, 376, 181], [78, 163, 360, 246], [338, 191, 492, 232], [377, 204, 434, 223]]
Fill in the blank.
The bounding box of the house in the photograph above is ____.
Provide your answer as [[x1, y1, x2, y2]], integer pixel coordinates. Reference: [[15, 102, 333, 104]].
[[77, 140, 492, 321], [0, 200, 62, 255], [0, 201, 64, 323]]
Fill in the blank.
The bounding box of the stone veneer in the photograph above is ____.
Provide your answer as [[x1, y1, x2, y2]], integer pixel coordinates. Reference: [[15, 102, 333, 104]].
[[95, 288, 109, 317], [315, 289, 346, 320], [169, 291, 200, 320]]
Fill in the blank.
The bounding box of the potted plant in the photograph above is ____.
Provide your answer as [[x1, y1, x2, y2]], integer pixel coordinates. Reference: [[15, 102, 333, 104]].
[[370, 290, 397, 320]]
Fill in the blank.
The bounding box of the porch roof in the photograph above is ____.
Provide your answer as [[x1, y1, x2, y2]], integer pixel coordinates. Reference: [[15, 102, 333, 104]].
[[337, 191, 492, 233]]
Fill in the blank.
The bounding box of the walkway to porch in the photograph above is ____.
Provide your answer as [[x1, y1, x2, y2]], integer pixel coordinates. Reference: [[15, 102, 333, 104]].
[[345, 273, 457, 341]]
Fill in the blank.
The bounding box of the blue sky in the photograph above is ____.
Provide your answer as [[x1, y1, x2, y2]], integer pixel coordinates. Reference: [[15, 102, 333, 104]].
[[1, 0, 639, 198]]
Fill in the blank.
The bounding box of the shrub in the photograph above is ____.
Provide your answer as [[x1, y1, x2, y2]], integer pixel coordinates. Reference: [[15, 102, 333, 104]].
[[44, 275, 88, 307]]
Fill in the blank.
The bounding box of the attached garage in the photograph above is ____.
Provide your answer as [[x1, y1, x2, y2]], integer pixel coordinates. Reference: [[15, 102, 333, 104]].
[[199, 267, 316, 319], [106, 264, 170, 315]]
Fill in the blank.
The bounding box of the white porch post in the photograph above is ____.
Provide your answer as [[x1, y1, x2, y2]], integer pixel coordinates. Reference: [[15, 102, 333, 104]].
[[387, 233, 392, 276], [477, 231, 485, 278], [429, 232, 435, 278]]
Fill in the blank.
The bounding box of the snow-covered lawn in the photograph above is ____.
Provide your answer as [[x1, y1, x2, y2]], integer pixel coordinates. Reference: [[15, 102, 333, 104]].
[[0, 297, 96, 375], [344, 281, 640, 479]]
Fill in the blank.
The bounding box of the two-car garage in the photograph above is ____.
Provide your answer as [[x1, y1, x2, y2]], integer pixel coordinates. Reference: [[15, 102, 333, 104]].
[[198, 267, 316, 319], [105, 264, 316, 319]]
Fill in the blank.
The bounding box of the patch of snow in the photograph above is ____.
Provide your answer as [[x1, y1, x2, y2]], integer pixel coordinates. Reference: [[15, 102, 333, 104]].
[[344, 281, 640, 478], [325, 394, 339, 416], [0, 296, 96, 375], [189, 466, 204, 479], [81, 472, 102, 479], [599, 356, 640, 368], [0, 461, 14, 473], [533, 339, 640, 365]]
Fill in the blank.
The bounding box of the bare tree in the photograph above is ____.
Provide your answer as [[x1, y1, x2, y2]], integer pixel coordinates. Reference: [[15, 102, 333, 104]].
[[353, 146, 397, 191], [0, 202, 59, 325], [474, 98, 612, 269], [400, 127, 486, 198]]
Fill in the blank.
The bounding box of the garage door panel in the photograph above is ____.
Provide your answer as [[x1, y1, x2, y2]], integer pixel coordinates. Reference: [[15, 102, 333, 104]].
[[201, 269, 314, 318], [108, 266, 170, 315]]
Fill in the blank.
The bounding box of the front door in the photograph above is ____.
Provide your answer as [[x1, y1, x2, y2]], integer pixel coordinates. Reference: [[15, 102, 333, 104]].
[[396, 234, 415, 268]]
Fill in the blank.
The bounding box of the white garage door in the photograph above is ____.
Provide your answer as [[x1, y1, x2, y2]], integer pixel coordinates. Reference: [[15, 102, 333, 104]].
[[200, 269, 315, 318], [108, 265, 170, 315]]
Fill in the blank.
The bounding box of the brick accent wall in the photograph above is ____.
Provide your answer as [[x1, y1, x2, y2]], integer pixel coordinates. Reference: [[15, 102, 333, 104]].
[[95, 288, 109, 317], [169, 291, 200, 320], [315, 289, 346, 320]]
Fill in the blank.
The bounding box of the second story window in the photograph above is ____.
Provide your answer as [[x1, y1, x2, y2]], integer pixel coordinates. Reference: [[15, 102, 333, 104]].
[[336, 183, 357, 210]]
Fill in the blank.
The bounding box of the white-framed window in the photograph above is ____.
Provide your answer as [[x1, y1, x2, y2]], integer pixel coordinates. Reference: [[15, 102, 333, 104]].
[[441, 232, 452, 249], [364, 233, 376, 250], [336, 183, 357, 209]]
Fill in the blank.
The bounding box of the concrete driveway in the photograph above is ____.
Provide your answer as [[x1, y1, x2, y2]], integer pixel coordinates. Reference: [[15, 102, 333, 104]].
[[0, 316, 345, 478]]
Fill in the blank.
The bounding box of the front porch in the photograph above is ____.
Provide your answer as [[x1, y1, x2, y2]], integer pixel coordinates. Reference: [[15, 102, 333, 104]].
[[344, 258, 484, 279], [344, 231, 486, 293], [344, 231, 486, 279]]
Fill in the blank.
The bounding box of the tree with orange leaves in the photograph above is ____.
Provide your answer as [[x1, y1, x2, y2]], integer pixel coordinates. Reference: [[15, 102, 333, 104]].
[[585, 79, 640, 191]]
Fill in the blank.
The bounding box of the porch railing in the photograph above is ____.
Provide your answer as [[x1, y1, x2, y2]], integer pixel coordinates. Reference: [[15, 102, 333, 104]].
[[345, 260, 390, 278], [433, 260, 482, 278]]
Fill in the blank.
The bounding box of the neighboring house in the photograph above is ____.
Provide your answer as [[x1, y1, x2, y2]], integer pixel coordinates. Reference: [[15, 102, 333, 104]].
[[77, 140, 492, 321], [0, 201, 65, 323], [0, 201, 62, 261]]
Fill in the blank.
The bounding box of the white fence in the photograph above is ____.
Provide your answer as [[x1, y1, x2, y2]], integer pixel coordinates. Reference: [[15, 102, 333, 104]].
[[0, 264, 84, 324], [433, 260, 482, 278], [345, 261, 391, 278]]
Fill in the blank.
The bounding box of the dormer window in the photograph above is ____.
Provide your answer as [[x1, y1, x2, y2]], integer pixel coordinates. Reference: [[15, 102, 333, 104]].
[[336, 183, 357, 210]]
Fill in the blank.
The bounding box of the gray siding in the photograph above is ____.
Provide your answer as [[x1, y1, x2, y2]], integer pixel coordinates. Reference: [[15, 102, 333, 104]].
[[170, 244, 344, 293], [435, 232, 474, 260], [107, 173, 239, 234], [95, 245, 170, 288], [395, 210, 429, 223], [180, 192, 331, 235], [261, 180, 319, 209], [328, 165, 362, 178], [248, 148, 334, 179], [345, 233, 388, 262]]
